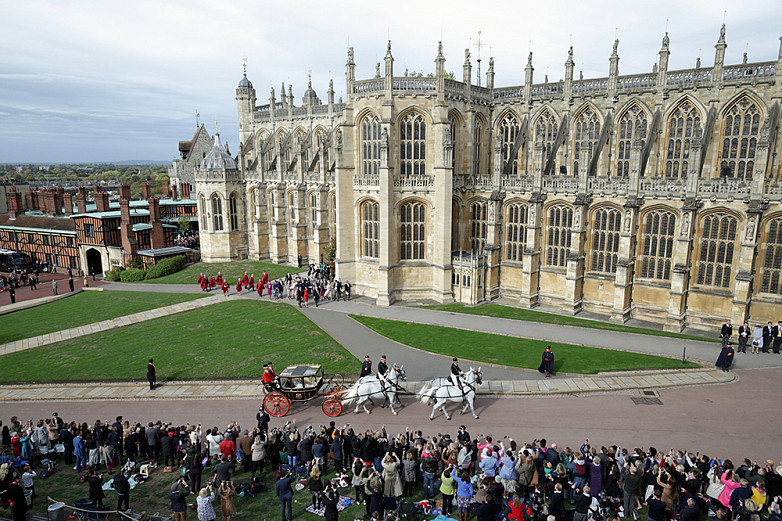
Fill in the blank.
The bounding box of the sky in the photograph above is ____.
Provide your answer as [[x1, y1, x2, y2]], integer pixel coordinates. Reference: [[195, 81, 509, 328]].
[[0, 0, 780, 164]]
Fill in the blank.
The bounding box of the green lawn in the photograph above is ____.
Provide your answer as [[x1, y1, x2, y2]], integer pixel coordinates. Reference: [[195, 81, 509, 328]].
[[142, 260, 305, 284], [420, 303, 712, 342], [0, 291, 207, 345], [351, 315, 699, 373], [27, 453, 405, 521], [0, 300, 356, 382]]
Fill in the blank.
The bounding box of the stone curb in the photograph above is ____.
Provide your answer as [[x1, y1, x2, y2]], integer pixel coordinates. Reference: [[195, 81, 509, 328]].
[[0, 370, 737, 402]]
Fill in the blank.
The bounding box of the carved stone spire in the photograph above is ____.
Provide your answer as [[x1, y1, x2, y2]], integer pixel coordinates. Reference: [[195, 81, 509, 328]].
[[714, 25, 727, 83], [524, 52, 534, 104], [486, 56, 495, 89], [463, 48, 472, 85], [609, 39, 620, 92]]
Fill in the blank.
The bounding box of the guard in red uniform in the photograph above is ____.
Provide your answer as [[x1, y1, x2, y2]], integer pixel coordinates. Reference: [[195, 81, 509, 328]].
[[236, 279, 242, 293], [241, 272, 249, 288], [209, 276, 216, 290], [257, 280, 263, 297], [216, 272, 223, 285], [262, 362, 279, 391], [200, 276, 207, 292], [248, 273, 255, 288], [222, 280, 230, 295]]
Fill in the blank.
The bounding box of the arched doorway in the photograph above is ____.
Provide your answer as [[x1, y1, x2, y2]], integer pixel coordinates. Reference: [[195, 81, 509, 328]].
[[86, 248, 103, 275]]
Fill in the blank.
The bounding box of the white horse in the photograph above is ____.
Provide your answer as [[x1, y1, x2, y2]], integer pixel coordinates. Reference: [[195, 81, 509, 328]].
[[418, 367, 482, 420], [342, 365, 407, 415]]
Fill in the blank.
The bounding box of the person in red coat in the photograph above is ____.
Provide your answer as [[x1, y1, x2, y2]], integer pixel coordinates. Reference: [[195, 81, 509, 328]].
[[241, 272, 249, 287], [216, 272, 223, 285], [257, 280, 263, 297], [200, 277, 207, 292], [261, 272, 268, 288], [198, 273, 204, 285], [222, 281, 230, 295], [209, 276, 216, 290], [236, 279, 242, 293], [248, 273, 255, 288]]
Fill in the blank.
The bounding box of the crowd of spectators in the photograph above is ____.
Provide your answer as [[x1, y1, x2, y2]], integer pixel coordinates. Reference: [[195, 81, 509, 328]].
[[2, 412, 782, 521]]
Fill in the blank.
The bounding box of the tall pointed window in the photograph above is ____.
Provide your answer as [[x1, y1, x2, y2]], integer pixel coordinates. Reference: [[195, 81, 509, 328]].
[[696, 213, 737, 288], [573, 107, 600, 176], [719, 96, 761, 179], [229, 193, 239, 231], [473, 118, 484, 176], [534, 110, 557, 166], [400, 201, 426, 260], [211, 195, 224, 231], [590, 208, 621, 273], [546, 204, 573, 267], [361, 201, 380, 258], [400, 113, 426, 177], [505, 203, 527, 262], [328, 193, 336, 240], [499, 112, 520, 176], [199, 195, 207, 230], [278, 131, 290, 171], [316, 129, 329, 173], [449, 114, 459, 172], [469, 201, 487, 253], [616, 104, 648, 177], [760, 218, 782, 294], [361, 114, 381, 177], [638, 210, 676, 280], [665, 100, 701, 179]]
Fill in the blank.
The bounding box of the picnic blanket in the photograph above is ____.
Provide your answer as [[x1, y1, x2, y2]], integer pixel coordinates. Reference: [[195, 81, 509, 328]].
[[304, 495, 353, 517], [101, 476, 142, 492]]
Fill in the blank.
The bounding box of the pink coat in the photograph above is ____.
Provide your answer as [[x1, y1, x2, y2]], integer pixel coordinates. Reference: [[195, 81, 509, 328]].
[[718, 471, 740, 508]]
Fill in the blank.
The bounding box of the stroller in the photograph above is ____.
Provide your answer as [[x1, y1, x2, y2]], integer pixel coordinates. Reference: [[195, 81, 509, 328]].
[[385, 500, 423, 521]]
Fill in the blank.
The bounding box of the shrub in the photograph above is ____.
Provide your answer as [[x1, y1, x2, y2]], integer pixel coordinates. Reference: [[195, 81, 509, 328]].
[[145, 255, 186, 280], [104, 266, 125, 282], [120, 268, 147, 282]]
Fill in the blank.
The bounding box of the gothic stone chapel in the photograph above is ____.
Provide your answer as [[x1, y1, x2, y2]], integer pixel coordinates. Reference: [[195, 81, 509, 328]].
[[176, 28, 782, 333]]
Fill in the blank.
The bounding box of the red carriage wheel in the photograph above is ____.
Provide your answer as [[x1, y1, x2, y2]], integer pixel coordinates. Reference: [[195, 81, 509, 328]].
[[322, 398, 342, 417], [264, 391, 291, 417]]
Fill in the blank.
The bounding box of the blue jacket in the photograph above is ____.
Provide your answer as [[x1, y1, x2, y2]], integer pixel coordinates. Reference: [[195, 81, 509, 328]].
[[479, 455, 499, 477], [276, 476, 295, 499], [499, 455, 518, 481], [73, 435, 86, 458], [453, 475, 474, 499]]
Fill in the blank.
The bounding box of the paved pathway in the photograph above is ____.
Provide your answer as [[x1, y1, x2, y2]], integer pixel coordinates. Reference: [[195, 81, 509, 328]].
[[0, 368, 735, 402]]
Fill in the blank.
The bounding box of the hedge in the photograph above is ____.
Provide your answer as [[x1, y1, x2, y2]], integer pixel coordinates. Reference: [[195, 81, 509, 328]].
[[119, 268, 147, 282], [104, 266, 125, 282], [144, 255, 186, 280]]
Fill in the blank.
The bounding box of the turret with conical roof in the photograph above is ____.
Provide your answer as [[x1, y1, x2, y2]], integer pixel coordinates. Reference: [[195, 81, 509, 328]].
[[236, 62, 256, 146]]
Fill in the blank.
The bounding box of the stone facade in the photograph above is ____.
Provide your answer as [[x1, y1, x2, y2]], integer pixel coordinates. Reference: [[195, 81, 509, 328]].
[[194, 29, 782, 332]]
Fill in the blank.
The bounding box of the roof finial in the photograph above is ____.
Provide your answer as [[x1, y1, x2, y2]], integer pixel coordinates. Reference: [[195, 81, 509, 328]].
[[214, 118, 219, 138], [308, 70, 312, 89], [242, 57, 247, 75]]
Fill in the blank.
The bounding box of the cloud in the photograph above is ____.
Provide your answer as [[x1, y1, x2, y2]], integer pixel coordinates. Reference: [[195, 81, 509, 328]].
[[0, 0, 779, 162]]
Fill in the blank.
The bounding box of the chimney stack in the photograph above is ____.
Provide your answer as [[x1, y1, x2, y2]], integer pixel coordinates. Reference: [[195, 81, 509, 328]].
[[162, 181, 170, 197], [27, 191, 40, 212], [94, 186, 110, 213], [141, 182, 151, 199], [43, 189, 57, 216], [179, 183, 191, 199], [149, 197, 165, 249], [171, 185, 179, 201], [7, 188, 22, 219], [76, 187, 87, 214], [63, 192, 73, 216], [119, 199, 135, 255], [119, 183, 132, 201]]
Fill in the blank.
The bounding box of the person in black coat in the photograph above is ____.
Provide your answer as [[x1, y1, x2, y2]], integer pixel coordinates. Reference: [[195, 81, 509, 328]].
[[321, 485, 339, 521], [715, 343, 735, 372], [87, 471, 105, 507], [720, 319, 733, 347], [275, 472, 296, 521], [538, 346, 555, 378], [476, 494, 496, 521], [168, 479, 190, 516], [763, 322, 774, 353], [161, 430, 174, 467], [360, 356, 372, 378], [111, 472, 131, 511], [737, 322, 750, 353], [4, 480, 27, 521], [548, 483, 565, 521], [147, 359, 156, 390]]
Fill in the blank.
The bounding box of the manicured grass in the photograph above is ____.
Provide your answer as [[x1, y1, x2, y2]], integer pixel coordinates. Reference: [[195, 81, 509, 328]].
[[420, 303, 712, 342], [0, 291, 207, 345], [0, 300, 357, 383], [141, 260, 305, 284], [351, 315, 700, 373], [26, 453, 403, 521]]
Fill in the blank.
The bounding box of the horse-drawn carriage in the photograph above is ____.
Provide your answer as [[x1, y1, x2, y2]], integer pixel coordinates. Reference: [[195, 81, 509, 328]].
[[262, 364, 346, 417]]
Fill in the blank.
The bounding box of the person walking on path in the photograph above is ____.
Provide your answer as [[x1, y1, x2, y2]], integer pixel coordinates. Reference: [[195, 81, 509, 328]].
[[52, 279, 58, 295], [147, 359, 156, 390], [538, 346, 555, 378], [716, 343, 735, 372], [68, 275, 75, 292], [8, 286, 14, 304]]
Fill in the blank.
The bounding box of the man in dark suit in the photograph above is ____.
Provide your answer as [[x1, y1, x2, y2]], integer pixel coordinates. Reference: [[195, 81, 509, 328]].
[[737, 321, 750, 353], [773, 321, 782, 354], [147, 359, 156, 389], [763, 322, 774, 353], [275, 471, 295, 521], [720, 319, 733, 347], [549, 482, 565, 521]]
